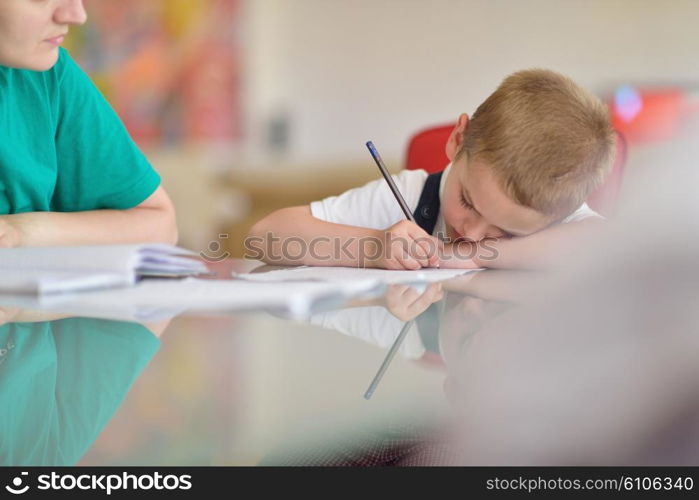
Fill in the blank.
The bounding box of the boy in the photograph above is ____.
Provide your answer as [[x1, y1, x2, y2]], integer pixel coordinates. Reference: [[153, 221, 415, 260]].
[[247, 69, 616, 269]]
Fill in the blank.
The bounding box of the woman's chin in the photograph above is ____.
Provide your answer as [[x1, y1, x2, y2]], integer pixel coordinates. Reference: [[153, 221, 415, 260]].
[[23, 49, 60, 72]]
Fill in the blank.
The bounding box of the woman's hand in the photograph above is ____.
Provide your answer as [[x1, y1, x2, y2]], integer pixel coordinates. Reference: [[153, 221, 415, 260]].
[[0, 217, 22, 248], [0, 307, 20, 326]]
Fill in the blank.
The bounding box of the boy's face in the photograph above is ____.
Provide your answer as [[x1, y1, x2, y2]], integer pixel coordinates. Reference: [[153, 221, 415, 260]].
[[441, 155, 554, 242], [0, 0, 86, 71]]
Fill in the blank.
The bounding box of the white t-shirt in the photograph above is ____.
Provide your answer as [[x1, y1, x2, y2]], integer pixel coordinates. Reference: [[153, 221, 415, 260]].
[[310, 164, 599, 237], [308, 306, 426, 360]]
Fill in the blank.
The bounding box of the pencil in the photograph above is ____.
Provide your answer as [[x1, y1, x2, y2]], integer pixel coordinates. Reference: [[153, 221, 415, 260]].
[[366, 141, 416, 222]]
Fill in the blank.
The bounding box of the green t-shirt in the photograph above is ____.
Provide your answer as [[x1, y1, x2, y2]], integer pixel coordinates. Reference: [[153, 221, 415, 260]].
[[0, 48, 160, 214]]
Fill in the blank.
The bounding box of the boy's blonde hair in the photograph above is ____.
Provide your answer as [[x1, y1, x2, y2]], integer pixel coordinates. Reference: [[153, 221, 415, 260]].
[[458, 69, 616, 218]]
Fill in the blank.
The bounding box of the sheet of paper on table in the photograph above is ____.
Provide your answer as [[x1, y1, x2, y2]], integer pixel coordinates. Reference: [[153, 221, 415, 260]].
[[0, 270, 130, 295], [0, 278, 381, 322], [234, 265, 479, 285]]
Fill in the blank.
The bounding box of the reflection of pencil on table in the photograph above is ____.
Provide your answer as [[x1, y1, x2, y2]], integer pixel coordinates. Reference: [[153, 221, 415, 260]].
[[363, 319, 414, 400]]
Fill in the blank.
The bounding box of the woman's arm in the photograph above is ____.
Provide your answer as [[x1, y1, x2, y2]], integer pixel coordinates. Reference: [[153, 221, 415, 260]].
[[0, 186, 177, 247]]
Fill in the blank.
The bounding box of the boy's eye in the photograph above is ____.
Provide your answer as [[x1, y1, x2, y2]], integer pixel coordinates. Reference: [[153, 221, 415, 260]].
[[459, 193, 473, 209]]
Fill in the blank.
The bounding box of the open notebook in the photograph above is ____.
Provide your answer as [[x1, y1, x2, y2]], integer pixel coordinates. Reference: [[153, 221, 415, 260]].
[[0, 244, 207, 294]]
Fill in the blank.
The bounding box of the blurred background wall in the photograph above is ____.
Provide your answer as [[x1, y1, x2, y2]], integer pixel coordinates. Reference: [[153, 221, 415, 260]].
[[66, 0, 699, 255]]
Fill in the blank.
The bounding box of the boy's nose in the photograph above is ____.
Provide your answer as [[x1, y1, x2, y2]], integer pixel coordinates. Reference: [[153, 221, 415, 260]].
[[54, 0, 88, 26], [461, 220, 491, 242]]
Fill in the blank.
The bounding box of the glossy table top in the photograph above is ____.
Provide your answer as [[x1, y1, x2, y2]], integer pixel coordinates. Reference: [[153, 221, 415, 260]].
[[1, 258, 697, 466]]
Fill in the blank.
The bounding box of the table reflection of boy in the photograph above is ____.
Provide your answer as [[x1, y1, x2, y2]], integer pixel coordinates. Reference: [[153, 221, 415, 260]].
[[266, 277, 522, 466], [307, 282, 444, 361], [307, 270, 533, 367], [437, 270, 555, 405]]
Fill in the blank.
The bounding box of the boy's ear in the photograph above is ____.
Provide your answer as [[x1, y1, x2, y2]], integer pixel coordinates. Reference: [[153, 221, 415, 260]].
[[445, 113, 470, 162]]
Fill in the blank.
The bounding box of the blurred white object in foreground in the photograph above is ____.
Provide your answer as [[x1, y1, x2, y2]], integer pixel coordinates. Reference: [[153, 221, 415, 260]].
[[449, 136, 699, 465]]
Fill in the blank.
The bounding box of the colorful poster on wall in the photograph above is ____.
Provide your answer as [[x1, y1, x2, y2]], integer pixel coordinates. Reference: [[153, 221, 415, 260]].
[[66, 0, 242, 146]]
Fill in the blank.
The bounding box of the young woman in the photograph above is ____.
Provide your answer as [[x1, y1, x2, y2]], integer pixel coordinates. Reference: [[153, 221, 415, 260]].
[[0, 0, 177, 247]]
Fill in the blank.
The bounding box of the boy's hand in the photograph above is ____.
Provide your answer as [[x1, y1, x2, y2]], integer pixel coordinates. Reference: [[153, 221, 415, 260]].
[[383, 282, 444, 321], [0, 218, 22, 248], [375, 220, 442, 270]]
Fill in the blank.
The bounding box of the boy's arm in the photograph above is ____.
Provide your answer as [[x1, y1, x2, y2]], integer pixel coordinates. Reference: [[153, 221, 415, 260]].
[[246, 205, 441, 269], [440, 218, 604, 270], [247, 205, 383, 267], [0, 186, 178, 247]]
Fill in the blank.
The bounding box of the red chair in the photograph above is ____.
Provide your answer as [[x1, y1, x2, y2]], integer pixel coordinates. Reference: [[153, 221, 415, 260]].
[[405, 124, 627, 216]]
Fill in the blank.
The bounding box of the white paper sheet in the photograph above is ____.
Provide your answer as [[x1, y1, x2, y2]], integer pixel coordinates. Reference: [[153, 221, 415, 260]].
[[235, 265, 478, 285], [3, 278, 381, 321], [0, 270, 130, 295]]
